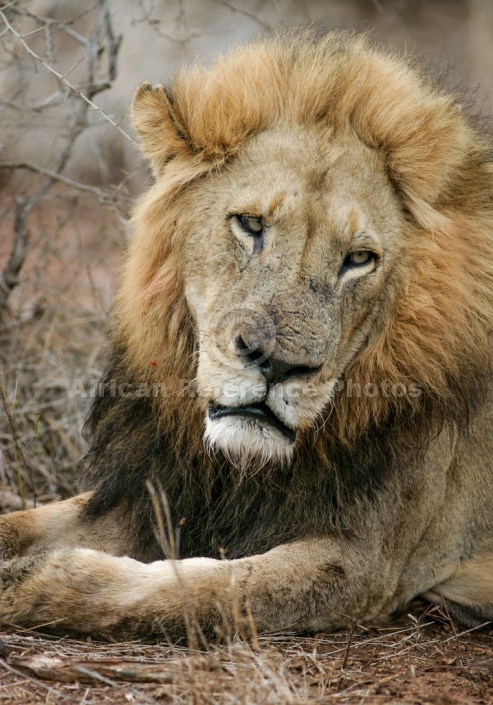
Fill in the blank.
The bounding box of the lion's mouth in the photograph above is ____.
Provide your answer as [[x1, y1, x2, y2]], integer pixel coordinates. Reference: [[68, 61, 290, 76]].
[[208, 401, 296, 443]]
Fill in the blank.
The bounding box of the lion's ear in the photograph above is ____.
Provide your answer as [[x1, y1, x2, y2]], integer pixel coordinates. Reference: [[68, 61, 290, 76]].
[[131, 82, 195, 177]]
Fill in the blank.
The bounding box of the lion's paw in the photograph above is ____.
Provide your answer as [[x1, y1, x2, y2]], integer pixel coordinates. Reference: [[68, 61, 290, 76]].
[[1, 552, 46, 585], [0, 553, 49, 627]]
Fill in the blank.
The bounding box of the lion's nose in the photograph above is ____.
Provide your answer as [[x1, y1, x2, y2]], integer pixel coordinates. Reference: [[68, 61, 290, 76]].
[[236, 336, 321, 385]]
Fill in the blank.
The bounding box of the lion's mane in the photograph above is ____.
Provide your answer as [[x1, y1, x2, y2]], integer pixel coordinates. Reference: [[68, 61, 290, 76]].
[[84, 30, 493, 561]]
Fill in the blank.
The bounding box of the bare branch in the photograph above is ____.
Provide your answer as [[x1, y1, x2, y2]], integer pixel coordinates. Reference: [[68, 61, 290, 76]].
[[0, 89, 70, 113], [212, 0, 273, 29], [0, 9, 133, 145], [0, 199, 29, 314], [0, 162, 132, 204]]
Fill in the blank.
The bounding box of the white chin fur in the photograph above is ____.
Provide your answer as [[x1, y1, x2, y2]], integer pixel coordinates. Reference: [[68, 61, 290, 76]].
[[204, 416, 294, 470]]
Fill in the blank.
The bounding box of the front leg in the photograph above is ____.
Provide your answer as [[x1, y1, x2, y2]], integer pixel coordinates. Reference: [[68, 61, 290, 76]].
[[0, 493, 132, 561], [0, 537, 388, 640]]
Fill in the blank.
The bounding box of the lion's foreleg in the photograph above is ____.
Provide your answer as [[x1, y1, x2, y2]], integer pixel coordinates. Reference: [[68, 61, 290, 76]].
[[0, 538, 385, 639], [0, 493, 130, 561]]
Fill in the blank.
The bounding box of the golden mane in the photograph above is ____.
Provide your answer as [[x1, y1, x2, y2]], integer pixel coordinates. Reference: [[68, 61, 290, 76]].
[[117, 29, 493, 449]]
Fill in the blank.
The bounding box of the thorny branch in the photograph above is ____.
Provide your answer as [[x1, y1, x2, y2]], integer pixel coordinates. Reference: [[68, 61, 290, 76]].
[[0, 7, 132, 144], [0, 0, 127, 315]]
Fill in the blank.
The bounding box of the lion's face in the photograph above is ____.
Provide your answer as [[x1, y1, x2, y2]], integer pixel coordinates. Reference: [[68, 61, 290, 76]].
[[182, 126, 406, 466]]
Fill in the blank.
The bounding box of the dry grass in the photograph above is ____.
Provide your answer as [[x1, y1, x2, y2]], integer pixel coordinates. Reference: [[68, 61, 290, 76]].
[[0, 614, 492, 704], [0, 190, 122, 508]]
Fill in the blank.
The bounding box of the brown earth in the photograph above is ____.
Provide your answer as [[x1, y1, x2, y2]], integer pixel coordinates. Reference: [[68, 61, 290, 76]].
[[0, 609, 492, 704]]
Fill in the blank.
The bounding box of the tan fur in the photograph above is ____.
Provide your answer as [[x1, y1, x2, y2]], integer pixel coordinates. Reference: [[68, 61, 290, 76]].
[[0, 493, 131, 560], [1, 29, 493, 639], [425, 555, 493, 607]]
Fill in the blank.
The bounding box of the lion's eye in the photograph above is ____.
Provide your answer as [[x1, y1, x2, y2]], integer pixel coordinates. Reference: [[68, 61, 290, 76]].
[[237, 214, 264, 236], [344, 250, 374, 267]]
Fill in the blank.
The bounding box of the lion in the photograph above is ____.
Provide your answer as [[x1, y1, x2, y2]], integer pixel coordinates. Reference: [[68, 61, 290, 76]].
[[1, 28, 493, 641]]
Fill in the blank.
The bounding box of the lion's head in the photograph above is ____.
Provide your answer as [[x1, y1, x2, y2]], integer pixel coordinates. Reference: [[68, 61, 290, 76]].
[[114, 30, 493, 472]]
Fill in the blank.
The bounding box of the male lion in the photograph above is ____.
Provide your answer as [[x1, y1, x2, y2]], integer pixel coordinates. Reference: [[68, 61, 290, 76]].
[[1, 29, 493, 640]]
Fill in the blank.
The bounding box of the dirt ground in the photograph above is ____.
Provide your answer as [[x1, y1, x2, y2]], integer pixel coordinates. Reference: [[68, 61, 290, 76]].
[[0, 609, 492, 704]]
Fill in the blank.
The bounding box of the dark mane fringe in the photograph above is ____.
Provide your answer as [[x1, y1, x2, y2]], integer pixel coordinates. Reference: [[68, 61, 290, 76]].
[[83, 342, 488, 562]]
